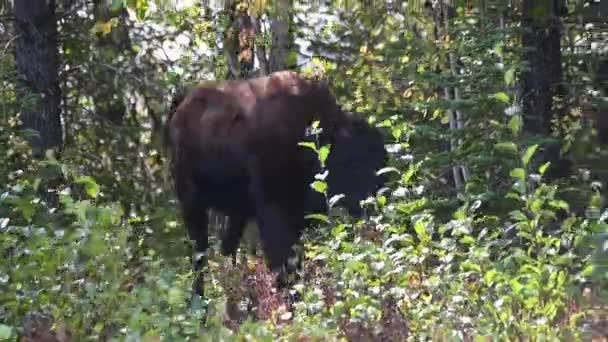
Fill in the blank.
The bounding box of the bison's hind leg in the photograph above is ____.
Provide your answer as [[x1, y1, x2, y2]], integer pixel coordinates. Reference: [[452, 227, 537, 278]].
[[220, 214, 249, 263], [175, 172, 210, 299]]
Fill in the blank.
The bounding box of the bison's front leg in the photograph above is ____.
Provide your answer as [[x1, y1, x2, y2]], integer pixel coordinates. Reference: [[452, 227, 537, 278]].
[[247, 159, 299, 273]]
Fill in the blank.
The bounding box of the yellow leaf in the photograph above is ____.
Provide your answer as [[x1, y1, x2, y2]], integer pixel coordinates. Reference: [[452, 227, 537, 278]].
[[441, 111, 450, 124], [432, 109, 442, 120], [100, 21, 113, 35], [403, 88, 412, 99], [93, 20, 113, 36], [250, 0, 266, 15]]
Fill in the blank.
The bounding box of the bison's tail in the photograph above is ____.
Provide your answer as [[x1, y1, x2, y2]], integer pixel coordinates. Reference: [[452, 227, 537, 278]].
[[164, 90, 187, 148], [163, 88, 189, 178]]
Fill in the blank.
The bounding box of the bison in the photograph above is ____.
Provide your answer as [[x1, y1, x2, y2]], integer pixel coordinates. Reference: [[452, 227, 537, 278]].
[[165, 71, 387, 296]]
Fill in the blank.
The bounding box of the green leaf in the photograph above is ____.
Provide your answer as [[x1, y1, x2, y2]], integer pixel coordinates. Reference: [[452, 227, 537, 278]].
[[530, 198, 543, 213], [459, 235, 476, 245], [305, 213, 330, 223], [504, 67, 516, 85], [82, 232, 106, 257], [298, 141, 317, 152], [310, 180, 327, 195], [371, 26, 382, 37], [75, 176, 100, 199], [392, 127, 402, 140], [549, 200, 570, 212], [581, 264, 594, 277], [402, 163, 419, 184], [345, 260, 368, 276], [492, 92, 510, 103], [135, 0, 149, 20], [0, 324, 13, 339], [168, 287, 184, 306], [484, 269, 497, 284], [18, 198, 35, 222], [508, 115, 522, 136], [32, 178, 41, 192], [521, 144, 538, 166], [512, 180, 527, 195], [413, 219, 429, 241], [539, 162, 551, 175], [331, 224, 347, 236], [509, 167, 526, 182], [495, 142, 518, 156], [460, 261, 482, 273], [494, 43, 504, 57], [318, 145, 331, 166], [510, 210, 528, 222], [510, 278, 523, 294], [377, 195, 387, 207]]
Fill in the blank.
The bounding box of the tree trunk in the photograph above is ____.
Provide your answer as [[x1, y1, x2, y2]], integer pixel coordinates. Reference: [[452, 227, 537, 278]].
[[250, 11, 269, 76], [521, 0, 570, 179], [224, 0, 256, 79], [14, 0, 62, 155], [268, 0, 291, 72], [427, 0, 466, 189]]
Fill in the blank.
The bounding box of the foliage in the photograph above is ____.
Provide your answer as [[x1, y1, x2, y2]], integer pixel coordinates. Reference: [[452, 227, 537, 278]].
[[1, 0, 607, 340]]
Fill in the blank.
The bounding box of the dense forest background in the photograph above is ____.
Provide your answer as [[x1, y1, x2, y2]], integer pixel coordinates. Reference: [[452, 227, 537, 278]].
[[1, 0, 607, 340]]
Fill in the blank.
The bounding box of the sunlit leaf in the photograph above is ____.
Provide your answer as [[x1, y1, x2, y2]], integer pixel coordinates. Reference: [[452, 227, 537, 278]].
[[168, 287, 184, 306], [75, 176, 100, 199], [521, 144, 538, 166], [495, 142, 518, 156], [413, 219, 429, 240], [298, 141, 317, 152], [508, 115, 522, 136], [0, 325, 13, 339], [460, 261, 481, 273], [539, 162, 551, 175], [504, 67, 516, 85], [510, 278, 523, 294], [310, 180, 327, 195], [581, 264, 594, 277], [549, 200, 569, 212], [92, 21, 114, 36], [484, 269, 497, 284], [459, 235, 475, 245], [392, 127, 402, 140], [491, 92, 510, 103], [318, 145, 331, 166], [510, 210, 528, 222], [331, 224, 346, 236]]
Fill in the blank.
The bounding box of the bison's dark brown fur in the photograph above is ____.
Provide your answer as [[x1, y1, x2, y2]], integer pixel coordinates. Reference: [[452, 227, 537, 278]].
[[303, 112, 388, 218], [166, 71, 352, 295]]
